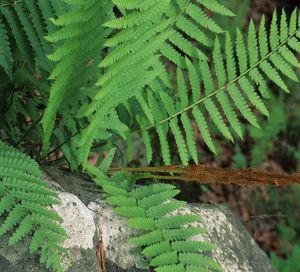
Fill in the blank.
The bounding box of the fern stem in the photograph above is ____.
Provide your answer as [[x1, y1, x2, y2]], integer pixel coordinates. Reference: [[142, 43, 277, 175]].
[[39, 124, 88, 162], [167, 0, 192, 32], [15, 115, 42, 147], [110, 165, 300, 186], [146, 26, 300, 130], [109, 166, 185, 174]]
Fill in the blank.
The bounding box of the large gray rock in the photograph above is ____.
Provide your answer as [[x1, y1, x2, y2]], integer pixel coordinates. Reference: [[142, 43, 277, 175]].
[[0, 168, 277, 272]]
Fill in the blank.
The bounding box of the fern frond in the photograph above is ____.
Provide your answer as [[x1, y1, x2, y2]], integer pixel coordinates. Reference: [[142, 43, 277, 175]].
[[88, 168, 220, 272], [41, 0, 113, 152], [0, 140, 66, 272], [136, 9, 300, 165], [79, 0, 235, 165]]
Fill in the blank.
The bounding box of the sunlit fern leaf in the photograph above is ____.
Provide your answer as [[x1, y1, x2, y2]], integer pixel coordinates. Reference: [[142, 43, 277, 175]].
[[160, 92, 189, 166], [0, 140, 66, 272], [147, 199, 186, 219], [79, 0, 235, 166], [196, 0, 234, 16], [161, 0, 235, 67], [136, 9, 300, 165], [87, 169, 220, 272], [139, 120, 153, 164], [142, 240, 172, 257]]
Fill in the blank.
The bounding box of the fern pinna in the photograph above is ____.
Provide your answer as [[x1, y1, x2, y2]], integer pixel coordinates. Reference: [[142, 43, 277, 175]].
[[0, 140, 67, 272], [88, 166, 221, 272]]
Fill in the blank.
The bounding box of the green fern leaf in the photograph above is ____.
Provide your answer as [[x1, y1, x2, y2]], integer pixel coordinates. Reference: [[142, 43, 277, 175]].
[[156, 215, 199, 230], [171, 240, 216, 252], [179, 252, 222, 270], [128, 217, 155, 230], [130, 230, 163, 246], [42, 0, 113, 151], [89, 170, 219, 272], [135, 9, 300, 163], [80, 0, 236, 166], [162, 227, 207, 241], [155, 264, 185, 272], [196, 0, 235, 17], [0, 141, 66, 272], [139, 189, 180, 210]]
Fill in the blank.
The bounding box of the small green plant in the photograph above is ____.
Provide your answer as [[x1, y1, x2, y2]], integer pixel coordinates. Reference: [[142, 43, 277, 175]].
[[0, 1, 299, 271]]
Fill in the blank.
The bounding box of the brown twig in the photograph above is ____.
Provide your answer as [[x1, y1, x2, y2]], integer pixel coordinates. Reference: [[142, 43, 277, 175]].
[[110, 165, 300, 186], [180, 165, 300, 186]]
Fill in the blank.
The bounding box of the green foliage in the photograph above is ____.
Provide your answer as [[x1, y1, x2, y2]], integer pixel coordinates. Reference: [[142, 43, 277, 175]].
[[79, 0, 236, 165], [249, 97, 287, 167], [0, 140, 67, 272], [143, 9, 299, 166], [90, 169, 220, 272], [231, 96, 288, 169], [80, 7, 300, 167], [257, 185, 300, 272], [41, 0, 113, 151], [271, 224, 300, 272], [0, 15, 12, 78], [1, 1, 300, 271], [0, 1, 57, 146]]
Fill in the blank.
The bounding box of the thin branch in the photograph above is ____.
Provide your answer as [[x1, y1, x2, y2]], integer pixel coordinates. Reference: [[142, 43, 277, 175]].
[[15, 116, 42, 147], [39, 126, 85, 163], [109, 165, 300, 186]]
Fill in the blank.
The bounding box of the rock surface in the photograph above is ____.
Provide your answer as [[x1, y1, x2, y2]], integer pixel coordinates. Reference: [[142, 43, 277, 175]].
[[0, 168, 277, 272]]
